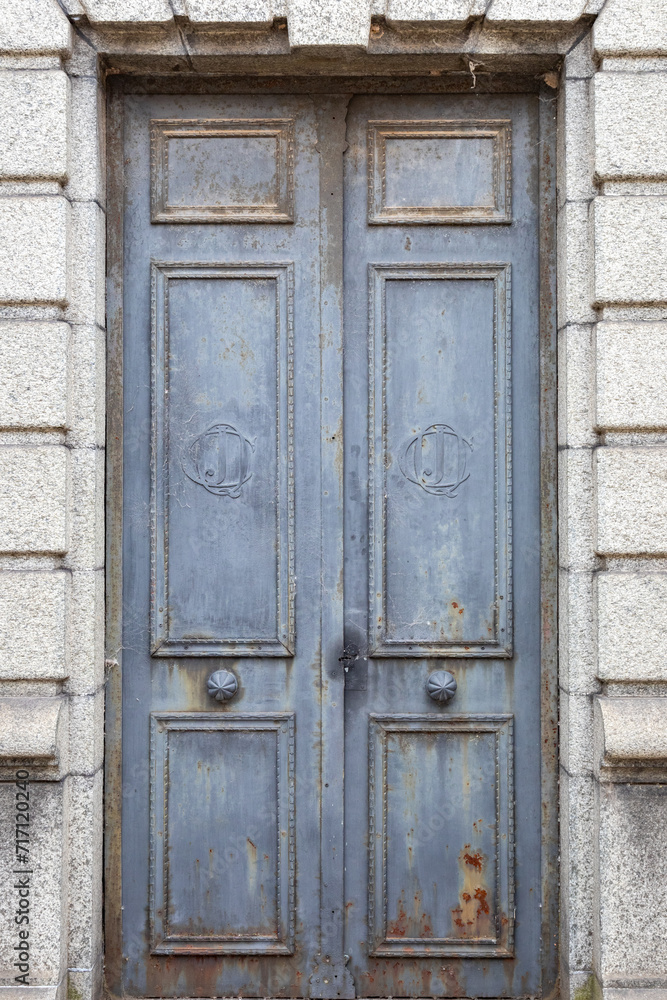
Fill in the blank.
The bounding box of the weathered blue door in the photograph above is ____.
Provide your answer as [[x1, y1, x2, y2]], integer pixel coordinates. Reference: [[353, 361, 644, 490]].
[[342, 93, 553, 998], [108, 84, 554, 1000]]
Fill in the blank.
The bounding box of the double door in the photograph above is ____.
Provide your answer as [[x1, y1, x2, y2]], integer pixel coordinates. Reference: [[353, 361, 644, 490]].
[[108, 83, 555, 999]]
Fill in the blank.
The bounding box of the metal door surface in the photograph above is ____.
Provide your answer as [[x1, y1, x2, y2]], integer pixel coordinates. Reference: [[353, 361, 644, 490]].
[[342, 93, 553, 998], [107, 82, 555, 1000]]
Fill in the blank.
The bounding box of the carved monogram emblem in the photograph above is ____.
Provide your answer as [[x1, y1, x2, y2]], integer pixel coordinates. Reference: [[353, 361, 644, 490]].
[[183, 423, 254, 498], [399, 423, 472, 497]]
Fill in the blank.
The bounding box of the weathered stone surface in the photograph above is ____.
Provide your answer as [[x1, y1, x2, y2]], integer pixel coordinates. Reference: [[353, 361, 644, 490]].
[[184, 0, 281, 22], [557, 78, 594, 207], [603, 991, 667, 1000], [0, 448, 68, 554], [0, 198, 68, 305], [67, 570, 104, 695], [558, 201, 595, 326], [595, 696, 667, 770], [68, 202, 105, 326], [595, 73, 667, 181], [558, 324, 595, 447], [67, 76, 104, 204], [559, 448, 596, 571], [66, 772, 103, 970], [385, 0, 476, 21], [565, 29, 594, 78], [560, 772, 595, 971], [560, 691, 594, 775], [566, 974, 597, 1000], [596, 448, 667, 556], [0, 783, 65, 984], [0, 71, 68, 181], [486, 0, 587, 22], [0, 697, 63, 764], [69, 323, 105, 447], [65, 30, 99, 77], [594, 0, 667, 57], [0, 572, 67, 680], [65, 448, 104, 570], [0, 988, 62, 1000], [69, 691, 104, 773], [0, 322, 69, 429], [288, 0, 371, 47], [598, 572, 667, 681], [596, 322, 667, 430], [594, 197, 667, 305], [0, 0, 71, 55], [598, 783, 667, 978], [559, 569, 598, 694], [67, 969, 102, 1000], [79, 0, 173, 23]]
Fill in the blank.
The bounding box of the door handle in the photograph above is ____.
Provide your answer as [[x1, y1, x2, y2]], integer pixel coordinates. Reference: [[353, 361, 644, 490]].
[[426, 670, 457, 704], [207, 669, 239, 702]]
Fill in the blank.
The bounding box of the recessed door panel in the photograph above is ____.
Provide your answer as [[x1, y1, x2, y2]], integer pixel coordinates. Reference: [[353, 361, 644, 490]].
[[150, 117, 295, 223], [151, 262, 294, 656], [367, 715, 513, 958], [369, 264, 511, 656], [149, 713, 295, 954], [367, 119, 512, 224]]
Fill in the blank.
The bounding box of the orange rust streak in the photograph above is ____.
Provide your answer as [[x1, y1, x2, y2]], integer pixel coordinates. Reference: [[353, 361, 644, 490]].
[[474, 887, 490, 916], [463, 851, 483, 870]]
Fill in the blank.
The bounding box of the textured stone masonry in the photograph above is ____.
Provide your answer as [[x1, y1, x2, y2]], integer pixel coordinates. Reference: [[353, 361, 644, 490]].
[[1, 1, 666, 999]]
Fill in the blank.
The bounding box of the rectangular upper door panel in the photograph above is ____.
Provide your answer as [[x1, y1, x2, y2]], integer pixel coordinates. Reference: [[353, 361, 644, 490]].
[[367, 119, 512, 224], [150, 117, 295, 223]]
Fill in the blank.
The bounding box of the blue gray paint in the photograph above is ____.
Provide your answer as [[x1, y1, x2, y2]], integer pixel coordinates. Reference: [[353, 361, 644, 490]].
[[117, 88, 545, 999]]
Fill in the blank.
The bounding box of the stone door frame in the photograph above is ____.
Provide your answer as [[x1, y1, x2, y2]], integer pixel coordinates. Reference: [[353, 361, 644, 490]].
[[104, 70, 557, 1000], [2, 4, 666, 1000]]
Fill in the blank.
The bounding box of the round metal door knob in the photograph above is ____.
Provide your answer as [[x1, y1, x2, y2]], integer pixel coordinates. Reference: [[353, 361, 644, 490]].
[[426, 670, 457, 704], [207, 669, 238, 702]]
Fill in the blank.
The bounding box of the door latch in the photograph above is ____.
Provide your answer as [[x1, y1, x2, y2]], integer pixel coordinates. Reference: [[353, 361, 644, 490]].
[[338, 643, 359, 673]]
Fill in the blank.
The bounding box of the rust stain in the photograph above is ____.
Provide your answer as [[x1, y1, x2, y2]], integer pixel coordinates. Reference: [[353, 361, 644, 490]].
[[388, 893, 408, 937], [447, 599, 465, 640], [474, 887, 489, 916], [452, 846, 493, 939]]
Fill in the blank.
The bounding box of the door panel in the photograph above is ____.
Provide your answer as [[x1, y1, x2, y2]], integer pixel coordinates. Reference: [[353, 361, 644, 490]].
[[110, 84, 552, 1000], [343, 94, 542, 998], [366, 118, 512, 225], [149, 713, 295, 954], [367, 715, 514, 958], [118, 93, 327, 998], [151, 262, 295, 656], [368, 263, 511, 657]]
